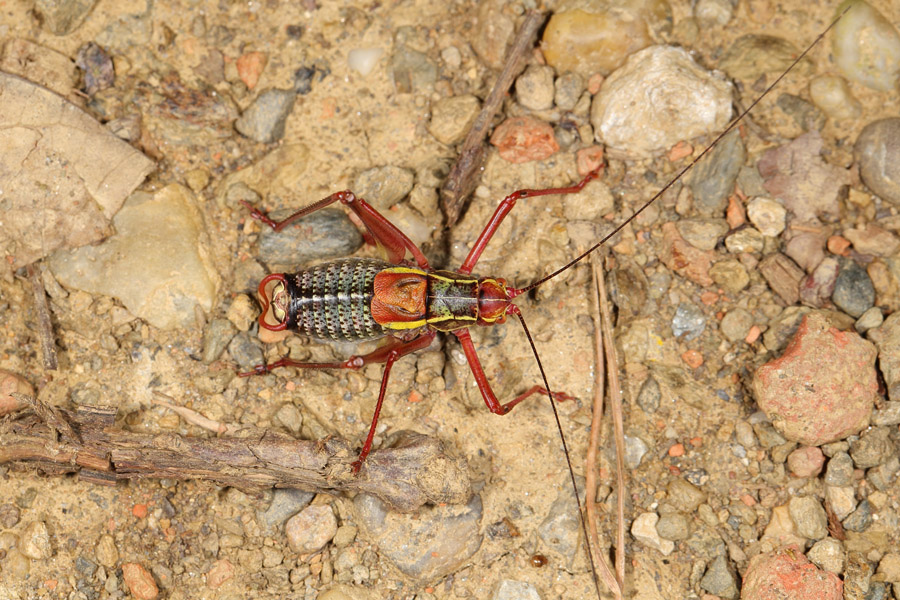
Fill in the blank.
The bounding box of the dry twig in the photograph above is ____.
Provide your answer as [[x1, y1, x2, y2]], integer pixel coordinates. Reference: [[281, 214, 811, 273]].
[[26, 263, 58, 370]]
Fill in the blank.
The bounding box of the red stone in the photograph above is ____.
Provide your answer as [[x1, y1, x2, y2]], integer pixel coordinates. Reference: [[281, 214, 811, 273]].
[[741, 546, 842, 600], [489, 116, 559, 164]]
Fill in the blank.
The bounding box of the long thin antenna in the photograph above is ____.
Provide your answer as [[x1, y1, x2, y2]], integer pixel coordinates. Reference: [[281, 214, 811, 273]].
[[514, 309, 614, 599], [516, 4, 852, 296]]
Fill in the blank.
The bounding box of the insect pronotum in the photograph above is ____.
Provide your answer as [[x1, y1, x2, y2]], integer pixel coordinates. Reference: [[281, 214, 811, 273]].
[[240, 7, 851, 597]]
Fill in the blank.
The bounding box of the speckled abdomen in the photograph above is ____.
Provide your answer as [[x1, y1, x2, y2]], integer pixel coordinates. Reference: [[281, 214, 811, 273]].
[[284, 258, 389, 342]]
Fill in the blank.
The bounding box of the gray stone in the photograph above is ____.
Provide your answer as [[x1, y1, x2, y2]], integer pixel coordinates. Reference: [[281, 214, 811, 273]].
[[391, 46, 436, 94], [700, 555, 739, 600], [538, 487, 581, 562], [690, 129, 745, 216], [676, 218, 729, 251], [832, 260, 876, 318], [788, 496, 827, 540], [227, 332, 264, 371], [843, 500, 873, 532], [515, 65, 555, 111], [257, 208, 363, 267], [235, 88, 297, 143], [671, 302, 706, 342], [850, 426, 894, 468], [202, 319, 237, 364], [825, 451, 855, 486], [656, 512, 690, 541], [260, 489, 315, 534], [855, 307, 884, 333], [624, 435, 649, 469], [776, 93, 826, 132], [721, 308, 754, 343], [667, 478, 707, 512], [353, 166, 415, 210], [855, 118, 900, 205], [872, 401, 900, 426], [494, 580, 541, 600], [554, 73, 584, 112], [636, 376, 660, 413]]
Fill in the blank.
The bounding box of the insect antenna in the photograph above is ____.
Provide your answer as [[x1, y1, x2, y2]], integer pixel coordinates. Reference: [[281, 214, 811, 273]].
[[512, 307, 609, 599], [515, 3, 852, 298]]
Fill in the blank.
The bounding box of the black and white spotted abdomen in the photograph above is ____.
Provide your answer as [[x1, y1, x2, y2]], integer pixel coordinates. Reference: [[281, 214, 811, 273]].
[[284, 258, 389, 342]]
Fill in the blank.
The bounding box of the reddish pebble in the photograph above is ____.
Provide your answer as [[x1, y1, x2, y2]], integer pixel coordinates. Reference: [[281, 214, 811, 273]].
[[668, 443, 685, 457], [745, 325, 762, 344], [726, 195, 746, 229], [667, 141, 693, 162], [132, 504, 148, 518], [826, 235, 851, 256], [408, 389, 424, 403], [787, 446, 825, 478], [489, 116, 559, 164], [576, 145, 605, 176], [700, 291, 719, 305], [660, 223, 714, 286], [688, 436, 703, 448], [681, 349, 703, 368], [206, 559, 234, 589], [587, 72, 605, 94], [752, 312, 877, 446], [122, 563, 159, 600], [0, 369, 33, 416], [740, 494, 757, 506], [236, 51, 267, 90], [742, 546, 842, 600]]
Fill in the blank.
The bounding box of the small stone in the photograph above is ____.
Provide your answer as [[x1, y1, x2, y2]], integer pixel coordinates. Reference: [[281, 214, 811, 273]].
[[554, 73, 584, 111], [257, 208, 363, 266], [35, 0, 97, 35], [844, 551, 874, 600], [832, 260, 876, 318], [391, 46, 436, 94], [631, 512, 674, 555], [824, 452, 855, 486], [353, 165, 415, 210], [261, 546, 283, 568], [787, 446, 825, 477], [0, 503, 20, 528], [721, 308, 754, 343], [75, 556, 98, 577], [259, 488, 314, 534], [809, 74, 862, 120], [591, 45, 733, 159], [872, 401, 900, 426], [833, 1, 900, 92], [877, 553, 900, 582], [747, 197, 787, 236], [725, 228, 765, 253], [776, 93, 826, 133], [700, 555, 739, 600], [285, 504, 338, 554], [751, 312, 877, 446], [122, 563, 159, 600], [709, 260, 750, 293], [690, 130, 746, 216], [742, 546, 842, 600], [855, 118, 900, 205], [274, 403, 302, 434], [624, 435, 649, 469], [659, 223, 714, 286], [184, 168, 210, 192], [235, 88, 297, 143], [870, 313, 900, 401], [202, 319, 237, 364], [226, 294, 258, 332], [206, 559, 234, 589], [489, 116, 559, 164], [675, 218, 729, 251], [227, 332, 264, 371], [671, 302, 706, 341], [800, 257, 840, 308], [20, 521, 52, 559], [4, 549, 30, 580], [759, 252, 805, 305], [0, 369, 33, 417], [842, 500, 872, 532], [515, 65, 555, 111], [347, 48, 384, 76], [428, 95, 480, 145], [236, 51, 267, 90], [333, 525, 358, 548], [655, 512, 690, 541], [470, 0, 513, 70], [849, 426, 894, 468], [95, 534, 119, 567], [844, 224, 900, 257], [788, 496, 828, 540], [493, 579, 541, 600], [637, 376, 661, 413], [563, 180, 614, 222], [786, 229, 828, 274], [808, 538, 845, 574], [667, 478, 707, 512], [538, 488, 581, 561]]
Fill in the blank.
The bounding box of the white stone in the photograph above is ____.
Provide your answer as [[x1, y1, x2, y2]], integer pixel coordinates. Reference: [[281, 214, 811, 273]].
[[631, 512, 674, 555], [747, 197, 787, 237], [808, 538, 845, 574], [833, 0, 900, 92]]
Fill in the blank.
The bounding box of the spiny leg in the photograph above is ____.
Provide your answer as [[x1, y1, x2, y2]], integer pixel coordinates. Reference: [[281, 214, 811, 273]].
[[458, 167, 604, 275], [242, 191, 430, 269]]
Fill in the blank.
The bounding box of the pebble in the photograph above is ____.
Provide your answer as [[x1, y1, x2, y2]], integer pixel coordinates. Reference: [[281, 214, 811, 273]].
[[538, 488, 581, 562], [122, 563, 159, 600], [844, 224, 900, 257], [700, 555, 739, 600], [235, 88, 297, 143], [751, 312, 877, 446], [35, 0, 96, 35], [786, 446, 825, 477], [849, 426, 893, 468], [655, 512, 690, 541], [761, 252, 806, 304], [667, 478, 707, 512], [76, 42, 115, 96], [659, 223, 714, 286], [746, 197, 787, 237], [636, 376, 661, 413], [206, 558, 234, 589], [843, 500, 872, 532], [353, 493, 482, 580], [718, 34, 799, 81], [800, 257, 839, 308], [675, 218, 729, 251], [563, 180, 614, 222], [833, 0, 900, 91], [690, 130, 746, 216], [4, 549, 30, 579], [671, 302, 706, 341], [470, 0, 513, 70], [554, 73, 584, 112], [0, 369, 33, 416], [869, 313, 900, 401], [428, 95, 480, 145], [227, 332, 264, 371], [390, 46, 436, 94], [824, 485, 857, 521], [721, 308, 754, 343], [226, 294, 258, 332], [236, 51, 267, 90], [285, 504, 337, 554], [494, 579, 541, 600], [48, 185, 220, 330], [758, 131, 851, 222], [709, 260, 750, 293], [332, 525, 358, 548], [844, 551, 874, 600], [809, 74, 862, 120], [274, 402, 302, 434], [19, 521, 51, 559], [624, 435, 649, 469], [742, 546, 842, 600], [824, 451, 855, 486], [724, 227, 764, 254], [591, 45, 733, 158], [0, 503, 20, 528], [347, 48, 383, 76], [202, 319, 237, 364], [694, 0, 733, 25], [877, 553, 900, 582], [786, 229, 828, 273], [542, 6, 652, 77], [872, 401, 900, 426], [788, 496, 828, 540], [95, 533, 119, 568], [257, 208, 363, 266], [808, 538, 845, 574], [75, 556, 98, 577], [855, 118, 900, 205], [832, 260, 875, 318], [489, 116, 559, 164], [353, 165, 415, 210], [777, 93, 825, 132], [631, 512, 674, 555], [515, 65, 555, 111], [868, 457, 899, 490]]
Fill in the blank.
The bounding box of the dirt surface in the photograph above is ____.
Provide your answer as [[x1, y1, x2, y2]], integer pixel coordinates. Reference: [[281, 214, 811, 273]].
[[1, 1, 899, 599]]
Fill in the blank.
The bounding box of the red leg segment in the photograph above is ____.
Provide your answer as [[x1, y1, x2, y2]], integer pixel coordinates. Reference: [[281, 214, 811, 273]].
[[458, 168, 603, 275], [239, 332, 436, 471], [242, 191, 430, 269], [453, 329, 571, 414]]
